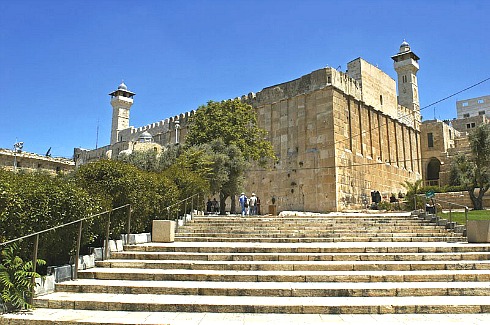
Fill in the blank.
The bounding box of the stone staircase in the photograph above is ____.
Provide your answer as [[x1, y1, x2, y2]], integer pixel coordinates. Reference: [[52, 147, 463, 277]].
[[4, 212, 490, 324]]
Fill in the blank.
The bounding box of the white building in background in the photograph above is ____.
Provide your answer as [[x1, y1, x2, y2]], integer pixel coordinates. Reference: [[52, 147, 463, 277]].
[[456, 95, 490, 119]]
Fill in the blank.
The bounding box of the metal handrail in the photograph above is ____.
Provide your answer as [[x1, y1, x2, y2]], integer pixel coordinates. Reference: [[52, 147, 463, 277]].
[[0, 192, 203, 304], [0, 204, 130, 247], [167, 193, 200, 231], [0, 203, 131, 305], [415, 194, 469, 226]]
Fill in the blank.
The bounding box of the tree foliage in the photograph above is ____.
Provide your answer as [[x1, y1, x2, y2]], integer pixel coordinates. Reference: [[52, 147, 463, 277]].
[[402, 179, 424, 210], [74, 160, 180, 236], [186, 99, 275, 164], [450, 124, 490, 210], [184, 99, 275, 213], [0, 170, 101, 266], [0, 243, 45, 312]]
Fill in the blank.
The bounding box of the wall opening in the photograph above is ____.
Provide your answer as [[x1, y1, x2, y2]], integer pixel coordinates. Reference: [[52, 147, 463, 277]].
[[426, 157, 441, 185]]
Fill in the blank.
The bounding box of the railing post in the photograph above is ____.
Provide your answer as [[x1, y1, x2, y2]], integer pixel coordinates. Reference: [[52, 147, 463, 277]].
[[30, 233, 39, 305], [191, 195, 194, 218], [104, 212, 111, 260], [126, 205, 132, 239], [465, 206, 469, 227], [449, 204, 452, 224], [74, 220, 83, 280]]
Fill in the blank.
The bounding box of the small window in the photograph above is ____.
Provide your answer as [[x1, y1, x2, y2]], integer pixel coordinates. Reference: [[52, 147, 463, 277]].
[[479, 111, 485, 116], [427, 133, 434, 148], [467, 123, 471, 129], [380, 95, 383, 106], [462, 102, 469, 107], [463, 113, 470, 118], [402, 75, 407, 83], [472, 122, 476, 128], [478, 99, 484, 104]]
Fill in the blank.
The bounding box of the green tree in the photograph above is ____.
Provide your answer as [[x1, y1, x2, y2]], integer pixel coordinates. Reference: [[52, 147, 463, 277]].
[[117, 149, 160, 172], [451, 124, 490, 210], [185, 99, 275, 213]]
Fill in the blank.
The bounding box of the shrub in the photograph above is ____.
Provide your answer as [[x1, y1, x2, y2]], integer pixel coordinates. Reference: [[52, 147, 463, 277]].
[[0, 243, 45, 312]]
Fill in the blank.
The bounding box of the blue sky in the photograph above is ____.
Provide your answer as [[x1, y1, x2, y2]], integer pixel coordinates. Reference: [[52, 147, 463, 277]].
[[1, 0, 489, 158]]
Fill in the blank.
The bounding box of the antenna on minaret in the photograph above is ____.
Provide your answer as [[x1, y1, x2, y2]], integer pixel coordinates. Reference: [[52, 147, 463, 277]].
[[95, 118, 99, 149], [434, 107, 436, 120]]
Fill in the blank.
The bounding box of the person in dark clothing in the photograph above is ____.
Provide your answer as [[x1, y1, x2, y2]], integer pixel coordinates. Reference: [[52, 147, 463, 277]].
[[206, 199, 212, 214], [212, 198, 219, 213]]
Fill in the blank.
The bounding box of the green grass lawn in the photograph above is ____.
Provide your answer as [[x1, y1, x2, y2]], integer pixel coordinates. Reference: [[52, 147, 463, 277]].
[[441, 209, 490, 225]]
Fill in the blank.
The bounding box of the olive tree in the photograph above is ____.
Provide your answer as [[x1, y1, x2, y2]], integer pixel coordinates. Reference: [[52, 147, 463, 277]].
[[185, 99, 275, 213], [450, 123, 490, 210]]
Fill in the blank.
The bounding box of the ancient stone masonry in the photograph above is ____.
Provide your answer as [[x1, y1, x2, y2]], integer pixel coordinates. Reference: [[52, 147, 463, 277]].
[[242, 57, 421, 212], [75, 42, 423, 212]]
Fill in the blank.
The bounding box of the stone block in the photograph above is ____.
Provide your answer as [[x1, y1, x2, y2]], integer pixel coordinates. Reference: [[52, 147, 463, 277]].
[[121, 233, 151, 245], [152, 220, 175, 242], [34, 274, 55, 296], [467, 220, 490, 243], [50, 264, 73, 283], [93, 247, 104, 260], [79, 254, 95, 269]]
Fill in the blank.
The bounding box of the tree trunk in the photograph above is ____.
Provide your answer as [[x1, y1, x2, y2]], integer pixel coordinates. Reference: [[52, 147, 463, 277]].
[[468, 188, 483, 210], [230, 195, 236, 214], [219, 193, 228, 215]]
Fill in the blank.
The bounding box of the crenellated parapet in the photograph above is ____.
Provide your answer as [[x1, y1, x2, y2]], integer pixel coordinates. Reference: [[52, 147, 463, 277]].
[[117, 110, 196, 144]]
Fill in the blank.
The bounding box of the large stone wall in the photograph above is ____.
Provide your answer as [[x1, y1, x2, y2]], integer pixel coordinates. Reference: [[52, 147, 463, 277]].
[[333, 91, 420, 211], [244, 64, 421, 212]]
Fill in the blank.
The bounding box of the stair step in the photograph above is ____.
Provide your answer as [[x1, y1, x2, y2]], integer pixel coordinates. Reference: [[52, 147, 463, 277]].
[[95, 259, 490, 271], [77, 267, 490, 282], [34, 292, 490, 314], [111, 251, 490, 261], [173, 236, 465, 243], [123, 242, 488, 253], [56, 279, 490, 297]]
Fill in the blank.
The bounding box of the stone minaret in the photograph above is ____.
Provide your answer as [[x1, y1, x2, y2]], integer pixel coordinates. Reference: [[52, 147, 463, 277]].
[[109, 82, 135, 144], [391, 41, 420, 112]]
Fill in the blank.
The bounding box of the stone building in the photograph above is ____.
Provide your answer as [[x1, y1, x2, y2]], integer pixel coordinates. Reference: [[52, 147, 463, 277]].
[[419, 99, 490, 187], [75, 41, 424, 212], [0, 148, 75, 174], [419, 120, 460, 186], [243, 42, 422, 211]]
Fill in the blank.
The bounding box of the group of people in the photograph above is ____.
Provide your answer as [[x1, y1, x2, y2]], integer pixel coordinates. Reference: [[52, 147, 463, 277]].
[[206, 198, 219, 214], [239, 192, 260, 216]]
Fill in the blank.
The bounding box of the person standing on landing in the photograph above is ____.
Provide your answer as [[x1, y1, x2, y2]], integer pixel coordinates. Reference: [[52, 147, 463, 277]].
[[249, 193, 257, 215], [239, 192, 248, 216]]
